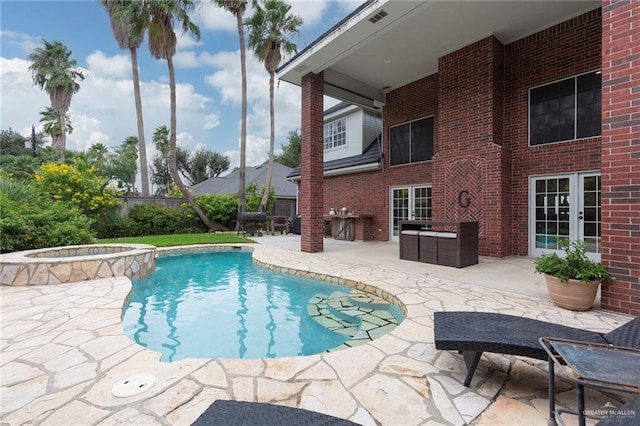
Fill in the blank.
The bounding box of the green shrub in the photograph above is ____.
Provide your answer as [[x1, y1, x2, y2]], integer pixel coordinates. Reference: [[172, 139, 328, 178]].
[[127, 203, 205, 236], [0, 193, 95, 253], [196, 193, 238, 227], [92, 212, 138, 239], [34, 160, 120, 222]]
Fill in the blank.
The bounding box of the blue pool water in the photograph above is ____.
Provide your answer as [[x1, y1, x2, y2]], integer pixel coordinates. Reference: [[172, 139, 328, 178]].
[[122, 250, 382, 361]]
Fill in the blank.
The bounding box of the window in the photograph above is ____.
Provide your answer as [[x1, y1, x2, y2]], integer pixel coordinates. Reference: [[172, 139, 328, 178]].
[[324, 118, 346, 150], [529, 71, 601, 146], [389, 116, 434, 166]]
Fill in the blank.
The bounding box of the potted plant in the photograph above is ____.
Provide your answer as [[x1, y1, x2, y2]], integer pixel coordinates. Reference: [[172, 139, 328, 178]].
[[534, 239, 613, 311]]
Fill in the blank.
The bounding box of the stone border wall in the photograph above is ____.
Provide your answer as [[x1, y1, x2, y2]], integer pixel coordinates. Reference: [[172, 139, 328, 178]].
[[0, 244, 156, 286]]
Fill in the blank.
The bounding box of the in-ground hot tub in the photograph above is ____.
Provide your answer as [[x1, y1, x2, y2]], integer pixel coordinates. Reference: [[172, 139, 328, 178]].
[[0, 244, 156, 286]]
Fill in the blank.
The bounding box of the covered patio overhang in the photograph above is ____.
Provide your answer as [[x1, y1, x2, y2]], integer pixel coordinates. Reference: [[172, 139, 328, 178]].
[[277, 0, 600, 253]]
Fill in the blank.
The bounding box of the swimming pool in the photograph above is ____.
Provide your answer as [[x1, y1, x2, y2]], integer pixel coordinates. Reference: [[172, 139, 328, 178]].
[[122, 250, 403, 361]]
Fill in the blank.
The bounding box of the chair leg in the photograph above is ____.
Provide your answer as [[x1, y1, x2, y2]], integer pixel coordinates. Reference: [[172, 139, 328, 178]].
[[462, 351, 482, 386]]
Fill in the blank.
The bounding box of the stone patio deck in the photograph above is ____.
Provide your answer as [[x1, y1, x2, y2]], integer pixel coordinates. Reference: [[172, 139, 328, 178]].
[[1, 241, 636, 425]]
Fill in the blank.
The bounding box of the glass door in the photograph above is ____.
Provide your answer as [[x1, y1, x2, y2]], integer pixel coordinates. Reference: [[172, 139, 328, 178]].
[[530, 173, 601, 260], [390, 185, 431, 241], [579, 173, 602, 256]]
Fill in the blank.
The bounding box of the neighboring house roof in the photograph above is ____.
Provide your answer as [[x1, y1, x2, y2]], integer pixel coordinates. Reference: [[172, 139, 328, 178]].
[[191, 162, 297, 198], [287, 136, 382, 180], [323, 101, 352, 116]]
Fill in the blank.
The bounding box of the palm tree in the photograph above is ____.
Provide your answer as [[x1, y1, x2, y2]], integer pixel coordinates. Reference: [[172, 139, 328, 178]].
[[246, 0, 302, 212], [28, 40, 84, 164], [39, 106, 73, 144], [120, 0, 217, 229], [215, 0, 249, 221], [100, 0, 151, 197]]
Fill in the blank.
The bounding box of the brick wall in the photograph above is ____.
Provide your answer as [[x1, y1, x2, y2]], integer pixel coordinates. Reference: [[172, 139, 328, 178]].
[[436, 36, 508, 257], [600, 0, 640, 316], [504, 9, 603, 255], [324, 170, 386, 240]]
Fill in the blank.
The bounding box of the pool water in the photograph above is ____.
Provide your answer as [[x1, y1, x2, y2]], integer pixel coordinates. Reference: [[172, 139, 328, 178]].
[[122, 250, 401, 361]]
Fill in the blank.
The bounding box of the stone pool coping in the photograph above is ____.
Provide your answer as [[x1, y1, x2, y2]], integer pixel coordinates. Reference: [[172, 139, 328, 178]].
[[0, 244, 156, 286], [1, 243, 636, 425]]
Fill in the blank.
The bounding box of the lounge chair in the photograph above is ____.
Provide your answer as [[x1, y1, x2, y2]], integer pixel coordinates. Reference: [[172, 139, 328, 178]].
[[191, 400, 358, 425], [434, 311, 640, 386]]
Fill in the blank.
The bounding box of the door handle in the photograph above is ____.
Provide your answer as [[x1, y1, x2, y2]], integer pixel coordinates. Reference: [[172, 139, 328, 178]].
[[578, 211, 583, 220]]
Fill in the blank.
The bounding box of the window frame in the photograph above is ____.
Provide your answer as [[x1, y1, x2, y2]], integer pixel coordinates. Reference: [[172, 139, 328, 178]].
[[323, 117, 347, 151], [388, 115, 435, 167], [528, 69, 601, 147]]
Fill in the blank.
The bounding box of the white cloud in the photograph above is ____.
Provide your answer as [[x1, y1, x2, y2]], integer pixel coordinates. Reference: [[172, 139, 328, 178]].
[[177, 33, 203, 51], [194, 2, 239, 33], [0, 30, 41, 55], [288, 0, 330, 28], [86, 51, 130, 79]]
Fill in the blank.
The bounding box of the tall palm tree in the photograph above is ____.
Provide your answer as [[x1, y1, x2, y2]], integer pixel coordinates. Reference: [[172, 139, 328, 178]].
[[100, 0, 151, 197], [215, 0, 248, 220], [121, 0, 217, 230], [246, 0, 302, 212], [28, 39, 84, 164]]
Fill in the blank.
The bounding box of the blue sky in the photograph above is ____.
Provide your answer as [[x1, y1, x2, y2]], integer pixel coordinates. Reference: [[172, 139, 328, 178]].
[[0, 0, 356, 182]]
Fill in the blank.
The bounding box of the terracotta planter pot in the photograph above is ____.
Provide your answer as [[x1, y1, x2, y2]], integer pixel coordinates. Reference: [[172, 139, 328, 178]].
[[543, 273, 601, 311]]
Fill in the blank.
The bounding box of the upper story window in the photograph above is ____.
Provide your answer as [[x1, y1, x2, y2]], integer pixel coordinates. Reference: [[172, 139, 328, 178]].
[[389, 116, 434, 166], [529, 70, 601, 146], [324, 118, 347, 150]]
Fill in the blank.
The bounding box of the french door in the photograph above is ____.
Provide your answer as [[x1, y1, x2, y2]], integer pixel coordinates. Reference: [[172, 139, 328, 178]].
[[390, 185, 431, 241], [529, 172, 601, 260]]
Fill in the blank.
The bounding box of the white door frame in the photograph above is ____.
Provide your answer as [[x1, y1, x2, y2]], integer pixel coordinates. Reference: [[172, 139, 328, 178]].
[[389, 185, 431, 241], [528, 172, 601, 260]]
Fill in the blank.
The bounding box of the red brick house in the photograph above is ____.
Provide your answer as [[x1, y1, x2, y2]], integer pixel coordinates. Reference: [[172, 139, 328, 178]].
[[277, 0, 639, 316]]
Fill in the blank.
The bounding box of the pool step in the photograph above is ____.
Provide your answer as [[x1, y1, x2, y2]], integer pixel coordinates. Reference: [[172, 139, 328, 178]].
[[307, 290, 400, 351]]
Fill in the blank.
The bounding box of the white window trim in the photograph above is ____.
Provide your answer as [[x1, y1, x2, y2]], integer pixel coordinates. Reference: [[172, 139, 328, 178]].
[[324, 117, 347, 152]]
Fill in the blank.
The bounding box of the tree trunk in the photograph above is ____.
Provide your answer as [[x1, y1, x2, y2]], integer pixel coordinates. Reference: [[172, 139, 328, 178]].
[[259, 71, 275, 212], [166, 56, 218, 231], [131, 47, 150, 196], [57, 110, 66, 164], [236, 10, 247, 226]]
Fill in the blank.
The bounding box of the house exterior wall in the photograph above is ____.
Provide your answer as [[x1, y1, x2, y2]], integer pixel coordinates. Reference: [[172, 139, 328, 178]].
[[323, 106, 362, 162], [305, 3, 639, 314], [600, 0, 640, 316], [362, 110, 383, 151], [504, 8, 603, 256]]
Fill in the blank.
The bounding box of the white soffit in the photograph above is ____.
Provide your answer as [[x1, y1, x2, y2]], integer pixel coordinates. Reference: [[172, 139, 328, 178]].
[[279, 0, 600, 100]]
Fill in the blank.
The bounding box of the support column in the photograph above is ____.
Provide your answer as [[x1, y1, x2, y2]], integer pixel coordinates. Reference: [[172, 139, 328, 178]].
[[600, 0, 640, 316], [300, 72, 324, 253]]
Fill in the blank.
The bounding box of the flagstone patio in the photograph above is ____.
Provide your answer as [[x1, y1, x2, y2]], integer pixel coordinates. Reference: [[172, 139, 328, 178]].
[[1, 241, 635, 425]]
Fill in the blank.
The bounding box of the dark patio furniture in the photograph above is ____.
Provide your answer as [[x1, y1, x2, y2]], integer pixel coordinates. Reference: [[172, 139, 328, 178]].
[[540, 337, 640, 426], [400, 230, 420, 261], [237, 212, 268, 236], [191, 400, 358, 426], [434, 311, 640, 386], [399, 221, 479, 267]]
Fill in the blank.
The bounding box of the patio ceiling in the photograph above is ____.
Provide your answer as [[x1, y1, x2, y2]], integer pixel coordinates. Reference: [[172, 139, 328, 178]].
[[278, 0, 601, 109]]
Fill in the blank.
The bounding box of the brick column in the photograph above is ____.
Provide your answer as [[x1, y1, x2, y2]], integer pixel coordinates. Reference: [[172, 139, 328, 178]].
[[600, 0, 640, 316], [436, 36, 508, 257], [300, 72, 324, 253]]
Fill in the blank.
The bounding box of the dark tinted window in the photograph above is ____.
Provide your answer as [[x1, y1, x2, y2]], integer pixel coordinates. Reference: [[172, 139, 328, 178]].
[[529, 71, 601, 145], [389, 117, 434, 166]]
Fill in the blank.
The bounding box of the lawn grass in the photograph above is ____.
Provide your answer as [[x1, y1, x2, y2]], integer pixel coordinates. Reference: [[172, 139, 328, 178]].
[[98, 232, 255, 247]]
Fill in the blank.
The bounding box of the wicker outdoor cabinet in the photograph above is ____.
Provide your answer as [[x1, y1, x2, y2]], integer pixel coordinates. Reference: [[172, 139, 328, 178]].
[[399, 220, 479, 268]]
